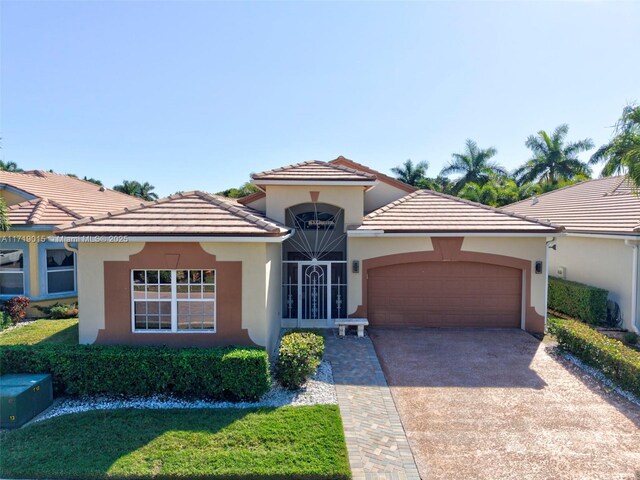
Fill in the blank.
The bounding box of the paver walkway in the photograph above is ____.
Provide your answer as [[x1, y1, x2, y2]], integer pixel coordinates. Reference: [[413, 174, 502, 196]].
[[324, 331, 420, 480]]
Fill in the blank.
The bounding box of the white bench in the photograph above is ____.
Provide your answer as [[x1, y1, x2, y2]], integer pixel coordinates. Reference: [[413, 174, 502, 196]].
[[335, 318, 369, 338]]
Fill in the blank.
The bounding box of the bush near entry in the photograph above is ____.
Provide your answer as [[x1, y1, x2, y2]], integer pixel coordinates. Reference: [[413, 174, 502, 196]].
[[0, 344, 270, 400], [276, 331, 325, 389], [548, 277, 608, 325], [549, 318, 640, 397]]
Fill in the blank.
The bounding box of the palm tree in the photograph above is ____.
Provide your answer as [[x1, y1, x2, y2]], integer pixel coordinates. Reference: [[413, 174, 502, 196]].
[[440, 139, 506, 193], [417, 175, 453, 194], [137, 182, 159, 201], [458, 182, 498, 206], [0, 160, 22, 172], [590, 103, 640, 189], [114, 180, 158, 201], [391, 160, 429, 186], [515, 124, 594, 185]]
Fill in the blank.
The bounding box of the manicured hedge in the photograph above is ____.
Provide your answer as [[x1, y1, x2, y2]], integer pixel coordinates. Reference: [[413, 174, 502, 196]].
[[549, 318, 640, 397], [276, 331, 324, 389], [0, 311, 11, 331], [548, 277, 608, 325], [0, 344, 270, 401]]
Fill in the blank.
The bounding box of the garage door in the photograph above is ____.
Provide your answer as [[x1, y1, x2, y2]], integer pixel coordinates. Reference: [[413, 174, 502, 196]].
[[367, 261, 522, 328]]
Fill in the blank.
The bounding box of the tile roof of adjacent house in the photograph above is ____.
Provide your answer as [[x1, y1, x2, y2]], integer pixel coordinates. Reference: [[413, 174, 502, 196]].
[[503, 176, 640, 235], [355, 190, 562, 234], [6, 198, 82, 225], [1, 170, 141, 225], [55, 191, 290, 237], [251, 160, 377, 183]]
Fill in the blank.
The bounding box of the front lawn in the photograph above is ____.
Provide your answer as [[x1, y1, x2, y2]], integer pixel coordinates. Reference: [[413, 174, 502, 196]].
[[0, 318, 78, 345], [0, 405, 350, 480]]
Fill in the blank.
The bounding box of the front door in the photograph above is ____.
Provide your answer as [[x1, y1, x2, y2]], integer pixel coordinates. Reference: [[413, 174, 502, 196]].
[[282, 260, 347, 327], [300, 262, 329, 323]]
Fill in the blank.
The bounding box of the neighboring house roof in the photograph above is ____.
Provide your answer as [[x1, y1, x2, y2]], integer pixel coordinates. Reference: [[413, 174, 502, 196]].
[[328, 156, 417, 193], [503, 176, 640, 236], [252, 160, 377, 183], [355, 190, 562, 234], [55, 191, 290, 237], [6, 198, 82, 225], [1, 170, 140, 225], [238, 156, 415, 205]]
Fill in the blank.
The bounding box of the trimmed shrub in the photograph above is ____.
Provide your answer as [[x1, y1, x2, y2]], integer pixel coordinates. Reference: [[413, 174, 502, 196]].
[[0, 311, 12, 331], [3, 296, 30, 324], [276, 331, 324, 389], [0, 344, 270, 400], [623, 332, 639, 345], [548, 277, 608, 325], [36, 303, 79, 319], [549, 318, 640, 397]]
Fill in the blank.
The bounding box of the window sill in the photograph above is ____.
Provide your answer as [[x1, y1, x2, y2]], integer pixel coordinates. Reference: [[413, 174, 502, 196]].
[[131, 330, 217, 334]]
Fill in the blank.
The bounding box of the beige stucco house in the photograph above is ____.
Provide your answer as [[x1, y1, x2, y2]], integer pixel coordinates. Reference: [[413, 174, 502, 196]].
[[504, 176, 640, 333], [55, 157, 561, 352]]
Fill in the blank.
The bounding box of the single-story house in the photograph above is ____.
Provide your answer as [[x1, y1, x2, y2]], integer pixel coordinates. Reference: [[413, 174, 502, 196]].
[[54, 157, 562, 352], [0, 170, 140, 314], [504, 175, 640, 333]]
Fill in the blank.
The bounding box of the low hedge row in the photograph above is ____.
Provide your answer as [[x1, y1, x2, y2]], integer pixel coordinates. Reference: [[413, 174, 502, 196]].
[[549, 318, 640, 397], [548, 277, 608, 325], [0, 344, 270, 400], [276, 331, 325, 389]]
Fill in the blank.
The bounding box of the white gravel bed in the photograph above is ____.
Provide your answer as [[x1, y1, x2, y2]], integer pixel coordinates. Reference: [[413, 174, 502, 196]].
[[33, 360, 337, 423], [550, 346, 640, 407], [0, 319, 36, 334]]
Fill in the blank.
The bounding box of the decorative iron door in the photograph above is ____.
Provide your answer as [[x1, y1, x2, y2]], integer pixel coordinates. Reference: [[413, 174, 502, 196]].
[[299, 262, 330, 322]]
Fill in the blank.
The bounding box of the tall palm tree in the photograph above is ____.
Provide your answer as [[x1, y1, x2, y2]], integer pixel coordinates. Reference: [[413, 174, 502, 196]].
[[137, 182, 159, 201], [391, 160, 429, 186], [515, 124, 593, 185], [0, 160, 22, 172], [114, 180, 159, 201], [590, 103, 640, 189], [440, 139, 506, 193]]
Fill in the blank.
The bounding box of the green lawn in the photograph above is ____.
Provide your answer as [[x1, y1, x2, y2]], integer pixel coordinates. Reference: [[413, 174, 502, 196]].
[[0, 318, 78, 345], [0, 406, 351, 480]]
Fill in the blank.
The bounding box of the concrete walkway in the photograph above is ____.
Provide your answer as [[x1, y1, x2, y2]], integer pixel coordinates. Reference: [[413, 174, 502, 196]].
[[324, 332, 420, 480]]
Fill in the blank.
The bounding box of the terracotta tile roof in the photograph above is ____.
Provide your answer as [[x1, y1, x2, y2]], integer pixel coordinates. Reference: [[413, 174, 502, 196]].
[[329, 156, 417, 193], [55, 191, 290, 237], [503, 176, 640, 235], [6, 198, 82, 225], [1, 170, 140, 225], [356, 190, 562, 234], [252, 160, 376, 183]]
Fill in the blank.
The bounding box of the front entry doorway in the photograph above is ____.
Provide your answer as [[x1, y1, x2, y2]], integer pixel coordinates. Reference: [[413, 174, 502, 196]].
[[281, 202, 347, 327]]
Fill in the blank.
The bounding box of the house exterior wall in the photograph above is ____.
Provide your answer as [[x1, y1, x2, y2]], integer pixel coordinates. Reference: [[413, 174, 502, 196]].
[[243, 195, 266, 213], [549, 235, 636, 330], [0, 188, 30, 206], [265, 185, 366, 229], [77, 241, 279, 349], [363, 182, 410, 214], [346, 235, 548, 332]]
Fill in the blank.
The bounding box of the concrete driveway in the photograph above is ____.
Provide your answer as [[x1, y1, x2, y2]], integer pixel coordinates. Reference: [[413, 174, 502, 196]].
[[369, 328, 640, 480]]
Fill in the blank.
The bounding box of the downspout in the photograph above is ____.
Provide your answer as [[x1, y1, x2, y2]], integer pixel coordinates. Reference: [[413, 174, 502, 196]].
[[544, 238, 557, 332], [624, 239, 639, 333]]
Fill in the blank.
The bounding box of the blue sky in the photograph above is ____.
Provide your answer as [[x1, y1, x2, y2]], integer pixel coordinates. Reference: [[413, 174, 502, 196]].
[[2, 1, 639, 197]]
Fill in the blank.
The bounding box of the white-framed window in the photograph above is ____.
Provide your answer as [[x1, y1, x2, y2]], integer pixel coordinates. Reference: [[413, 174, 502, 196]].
[[0, 249, 25, 295], [46, 249, 76, 294], [131, 269, 216, 333]]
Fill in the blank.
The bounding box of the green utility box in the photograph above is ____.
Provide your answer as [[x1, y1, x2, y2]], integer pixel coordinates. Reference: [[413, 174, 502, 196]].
[[0, 374, 53, 429]]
